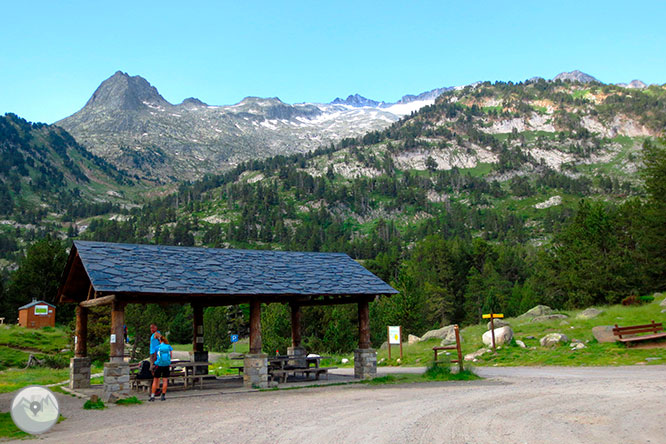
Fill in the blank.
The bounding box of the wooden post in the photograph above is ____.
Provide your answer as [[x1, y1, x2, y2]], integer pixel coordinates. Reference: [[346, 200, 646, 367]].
[[290, 304, 302, 348], [454, 325, 463, 373], [75, 305, 88, 357], [110, 300, 126, 363], [387, 326, 391, 360], [358, 299, 370, 349], [249, 300, 262, 354], [490, 312, 496, 351], [399, 326, 403, 359], [192, 304, 204, 353]]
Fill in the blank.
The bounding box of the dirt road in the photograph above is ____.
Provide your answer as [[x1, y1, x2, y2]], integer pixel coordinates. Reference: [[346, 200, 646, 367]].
[[3, 365, 665, 444]]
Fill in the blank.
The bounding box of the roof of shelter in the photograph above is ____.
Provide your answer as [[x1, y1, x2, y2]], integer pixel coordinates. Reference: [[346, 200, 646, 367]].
[[18, 300, 56, 310], [60, 241, 397, 299]]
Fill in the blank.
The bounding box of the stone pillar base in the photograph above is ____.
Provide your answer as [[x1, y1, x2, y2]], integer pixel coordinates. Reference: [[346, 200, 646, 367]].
[[243, 354, 269, 389], [354, 348, 377, 379], [191, 351, 209, 375], [69, 357, 91, 389], [287, 346, 307, 368], [102, 362, 130, 402]]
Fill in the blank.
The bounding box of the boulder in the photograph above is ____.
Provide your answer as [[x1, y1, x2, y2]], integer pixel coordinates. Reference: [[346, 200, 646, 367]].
[[380, 341, 388, 350], [659, 294, 666, 307], [408, 334, 421, 345], [515, 340, 526, 348], [482, 326, 514, 347], [464, 348, 490, 361], [577, 308, 603, 320], [518, 305, 553, 318], [592, 325, 617, 343], [421, 325, 456, 343], [540, 333, 569, 347], [341, 358, 349, 364], [570, 342, 586, 350], [486, 319, 509, 330], [531, 314, 568, 323]]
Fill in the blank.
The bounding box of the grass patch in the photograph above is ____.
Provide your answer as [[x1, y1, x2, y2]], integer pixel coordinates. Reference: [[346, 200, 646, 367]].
[[83, 399, 105, 410], [362, 366, 480, 385], [0, 412, 29, 440], [0, 368, 69, 394], [0, 325, 70, 354], [115, 396, 142, 405]]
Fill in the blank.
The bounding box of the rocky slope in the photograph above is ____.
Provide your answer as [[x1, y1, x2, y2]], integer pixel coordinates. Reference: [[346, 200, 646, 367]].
[[57, 72, 444, 181]]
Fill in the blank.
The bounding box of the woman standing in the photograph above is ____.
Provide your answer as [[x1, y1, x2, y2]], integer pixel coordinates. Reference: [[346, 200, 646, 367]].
[[150, 334, 173, 401]]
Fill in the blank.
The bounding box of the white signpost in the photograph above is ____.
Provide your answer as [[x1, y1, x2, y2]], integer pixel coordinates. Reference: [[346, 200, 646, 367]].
[[387, 326, 402, 360]]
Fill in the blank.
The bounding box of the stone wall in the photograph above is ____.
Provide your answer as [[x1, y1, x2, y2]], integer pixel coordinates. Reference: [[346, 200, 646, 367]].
[[354, 348, 377, 379], [69, 357, 91, 390], [243, 354, 269, 389], [102, 362, 130, 402], [287, 346, 307, 368]]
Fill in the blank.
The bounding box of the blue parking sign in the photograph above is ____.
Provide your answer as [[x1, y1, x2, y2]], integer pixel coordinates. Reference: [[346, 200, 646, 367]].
[[230, 334, 239, 343]]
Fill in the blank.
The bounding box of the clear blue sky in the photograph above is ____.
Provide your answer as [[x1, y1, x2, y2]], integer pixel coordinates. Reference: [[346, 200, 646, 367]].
[[2, 0, 664, 124]]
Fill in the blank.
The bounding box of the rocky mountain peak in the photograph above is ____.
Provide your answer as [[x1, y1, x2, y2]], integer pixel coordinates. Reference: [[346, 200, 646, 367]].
[[553, 70, 599, 84], [331, 94, 380, 108], [82, 71, 171, 111], [617, 80, 648, 89], [180, 97, 208, 108]]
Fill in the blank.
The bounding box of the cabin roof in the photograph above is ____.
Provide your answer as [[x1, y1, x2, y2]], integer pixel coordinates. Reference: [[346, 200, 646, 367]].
[[58, 241, 397, 301]]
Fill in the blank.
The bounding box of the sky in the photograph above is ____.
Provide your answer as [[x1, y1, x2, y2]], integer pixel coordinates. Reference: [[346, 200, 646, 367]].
[[1, 0, 665, 124]]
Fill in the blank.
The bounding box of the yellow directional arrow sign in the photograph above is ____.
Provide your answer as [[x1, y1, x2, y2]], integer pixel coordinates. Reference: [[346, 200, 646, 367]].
[[482, 313, 504, 319]]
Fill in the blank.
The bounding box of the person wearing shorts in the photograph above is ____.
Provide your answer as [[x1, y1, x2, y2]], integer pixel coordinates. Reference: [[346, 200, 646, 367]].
[[150, 335, 173, 401], [149, 324, 160, 371]]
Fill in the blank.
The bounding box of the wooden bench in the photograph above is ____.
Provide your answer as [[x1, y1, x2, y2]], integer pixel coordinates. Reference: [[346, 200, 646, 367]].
[[432, 325, 464, 372], [230, 366, 244, 376], [613, 321, 666, 346], [269, 367, 338, 383]]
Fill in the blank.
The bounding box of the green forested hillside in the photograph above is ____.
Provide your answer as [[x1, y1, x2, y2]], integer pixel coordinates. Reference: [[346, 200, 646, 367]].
[[1, 80, 665, 354]]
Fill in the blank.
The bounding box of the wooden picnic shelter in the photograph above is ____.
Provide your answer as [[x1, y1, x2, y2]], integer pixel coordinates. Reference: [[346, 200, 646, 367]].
[[57, 240, 397, 400]]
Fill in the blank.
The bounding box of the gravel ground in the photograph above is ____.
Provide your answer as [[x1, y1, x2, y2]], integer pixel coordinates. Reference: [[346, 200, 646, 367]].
[[2, 365, 665, 444]]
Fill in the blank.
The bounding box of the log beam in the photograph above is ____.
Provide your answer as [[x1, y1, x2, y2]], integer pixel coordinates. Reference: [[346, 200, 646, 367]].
[[75, 305, 88, 358], [358, 299, 371, 349], [290, 304, 302, 348], [192, 304, 204, 353], [249, 300, 262, 354], [110, 300, 126, 363], [79, 294, 116, 308]]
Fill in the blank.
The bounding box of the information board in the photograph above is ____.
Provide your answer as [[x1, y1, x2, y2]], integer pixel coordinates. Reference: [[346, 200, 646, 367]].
[[34, 305, 48, 316], [388, 326, 401, 345]]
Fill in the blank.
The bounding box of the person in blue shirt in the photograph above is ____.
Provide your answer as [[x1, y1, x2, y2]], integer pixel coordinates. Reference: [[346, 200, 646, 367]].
[[149, 323, 161, 371], [150, 334, 173, 401]]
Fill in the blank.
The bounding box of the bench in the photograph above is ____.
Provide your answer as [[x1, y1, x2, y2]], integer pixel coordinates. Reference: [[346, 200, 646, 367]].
[[230, 366, 244, 376], [432, 324, 464, 372], [613, 321, 666, 346], [269, 367, 338, 383]]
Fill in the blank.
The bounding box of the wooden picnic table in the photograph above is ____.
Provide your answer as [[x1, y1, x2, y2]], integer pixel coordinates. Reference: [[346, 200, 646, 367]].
[[268, 355, 336, 383], [170, 360, 212, 389]]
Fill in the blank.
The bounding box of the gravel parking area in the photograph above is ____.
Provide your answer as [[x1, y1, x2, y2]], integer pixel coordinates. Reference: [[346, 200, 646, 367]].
[[2, 365, 664, 443]]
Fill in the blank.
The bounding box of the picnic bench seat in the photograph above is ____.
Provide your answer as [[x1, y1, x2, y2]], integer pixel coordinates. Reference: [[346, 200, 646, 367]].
[[613, 321, 666, 346], [269, 367, 338, 383], [230, 365, 244, 375]]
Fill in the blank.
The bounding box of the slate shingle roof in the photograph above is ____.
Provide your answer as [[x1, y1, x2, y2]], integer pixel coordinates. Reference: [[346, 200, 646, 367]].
[[74, 241, 398, 296]]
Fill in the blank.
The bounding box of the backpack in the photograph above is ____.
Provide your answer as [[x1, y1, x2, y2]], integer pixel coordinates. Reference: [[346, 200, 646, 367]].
[[137, 361, 152, 379], [155, 344, 172, 367]]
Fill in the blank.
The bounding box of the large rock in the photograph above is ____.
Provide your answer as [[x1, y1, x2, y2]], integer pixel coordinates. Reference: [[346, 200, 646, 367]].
[[518, 305, 553, 318], [421, 325, 456, 343], [592, 325, 618, 343], [408, 334, 420, 345], [577, 308, 603, 320], [659, 294, 666, 307], [464, 348, 491, 361], [482, 326, 514, 347], [531, 314, 568, 323], [540, 333, 569, 347], [486, 319, 509, 330]]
